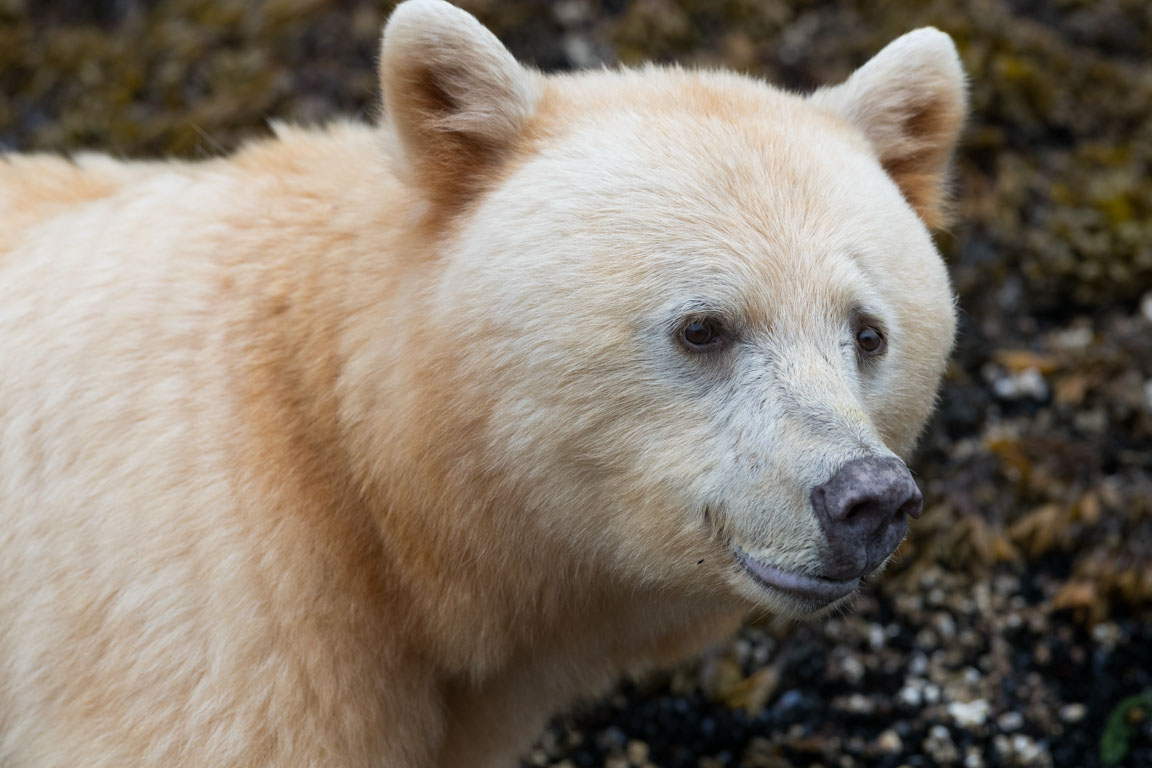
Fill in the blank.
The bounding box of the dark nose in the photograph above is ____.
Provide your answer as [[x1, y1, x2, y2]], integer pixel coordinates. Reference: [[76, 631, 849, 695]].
[[811, 456, 923, 580]]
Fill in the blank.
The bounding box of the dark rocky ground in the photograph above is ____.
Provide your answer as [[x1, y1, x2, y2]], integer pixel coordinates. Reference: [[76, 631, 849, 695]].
[[2, 0, 1150, 766]]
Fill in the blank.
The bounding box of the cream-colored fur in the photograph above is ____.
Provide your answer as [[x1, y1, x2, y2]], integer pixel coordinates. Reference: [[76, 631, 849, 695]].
[[0, 2, 965, 766]]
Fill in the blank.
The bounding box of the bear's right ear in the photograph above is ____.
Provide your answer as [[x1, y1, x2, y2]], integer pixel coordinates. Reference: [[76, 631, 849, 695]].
[[380, 0, 539, 206]]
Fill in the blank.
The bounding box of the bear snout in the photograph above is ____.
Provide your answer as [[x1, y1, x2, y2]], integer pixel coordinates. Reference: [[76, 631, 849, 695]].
[[810, 456, 924, 581]]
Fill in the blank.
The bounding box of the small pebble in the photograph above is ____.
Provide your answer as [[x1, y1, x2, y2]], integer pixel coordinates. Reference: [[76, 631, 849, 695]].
[[991, 367, 1049, 401], [1092, 622, 1122, 648], [1012, 734, 1049, 765], [877, 729, 903, 754], [924, 725, 960, 764], [964, 746, 986, 768], [1059, 703, 1087, 723], [949, 699, 991, 728], [842, 655, 865, 683], [997, 711, 1024, 731], [898, 685, 923, 707], [775, 690, 804, 711], [1049, 324, 1093, 349], [840, 693, 873, 714]]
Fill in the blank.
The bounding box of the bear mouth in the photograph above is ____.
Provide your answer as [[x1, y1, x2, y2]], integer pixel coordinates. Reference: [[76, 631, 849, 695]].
[[733, 546, 861, 605]]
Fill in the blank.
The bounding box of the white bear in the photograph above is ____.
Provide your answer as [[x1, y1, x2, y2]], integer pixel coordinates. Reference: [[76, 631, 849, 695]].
[[0, 1, 964, 766]]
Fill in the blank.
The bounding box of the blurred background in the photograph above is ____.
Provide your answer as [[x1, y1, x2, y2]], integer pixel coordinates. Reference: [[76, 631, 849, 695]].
[[2, 0, 1150, 766]]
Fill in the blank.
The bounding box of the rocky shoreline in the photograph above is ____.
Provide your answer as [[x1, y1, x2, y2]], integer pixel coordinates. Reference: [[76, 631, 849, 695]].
[[530, 566, 1152, 767]]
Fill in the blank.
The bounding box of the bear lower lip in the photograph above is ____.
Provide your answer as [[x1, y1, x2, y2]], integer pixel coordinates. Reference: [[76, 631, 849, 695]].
[[733, 547, 861, 604]]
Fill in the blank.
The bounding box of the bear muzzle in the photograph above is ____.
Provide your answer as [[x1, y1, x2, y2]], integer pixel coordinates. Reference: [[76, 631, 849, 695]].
[[810, 455, 924, 582], [732, 458, 923, 607]]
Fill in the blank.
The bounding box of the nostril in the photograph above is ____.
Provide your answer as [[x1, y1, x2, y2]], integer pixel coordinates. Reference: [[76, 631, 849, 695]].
[[898, 492, 924, 520], [843, 502, 865, 522], [812, 456, 922, 531]]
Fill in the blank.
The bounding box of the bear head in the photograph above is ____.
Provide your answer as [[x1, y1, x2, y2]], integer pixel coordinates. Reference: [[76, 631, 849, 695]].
[[374, 0, 965, 620]]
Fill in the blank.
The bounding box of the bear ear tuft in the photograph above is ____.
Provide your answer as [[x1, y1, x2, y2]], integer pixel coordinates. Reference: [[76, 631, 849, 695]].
[[379, 0, 539, 206], [809, 28, 967, 230]]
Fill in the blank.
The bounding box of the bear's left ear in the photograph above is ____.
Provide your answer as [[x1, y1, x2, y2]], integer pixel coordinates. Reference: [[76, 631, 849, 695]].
[[379, 0, 540, 206], [809, 28, 967, 229]]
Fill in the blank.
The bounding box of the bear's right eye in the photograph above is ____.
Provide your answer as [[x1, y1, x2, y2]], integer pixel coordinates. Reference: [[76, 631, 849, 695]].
[[855, 325, 887, 357], [679, 318, 727, 351]]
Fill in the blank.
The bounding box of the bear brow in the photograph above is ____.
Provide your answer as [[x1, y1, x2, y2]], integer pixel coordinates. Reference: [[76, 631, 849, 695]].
[[667, 298, 739, 325], [848, 299, 885, 322]]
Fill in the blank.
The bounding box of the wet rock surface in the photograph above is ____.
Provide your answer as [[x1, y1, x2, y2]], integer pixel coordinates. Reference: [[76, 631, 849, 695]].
[[527, 573, 1152, 767], [2, 1, 1149, 766]]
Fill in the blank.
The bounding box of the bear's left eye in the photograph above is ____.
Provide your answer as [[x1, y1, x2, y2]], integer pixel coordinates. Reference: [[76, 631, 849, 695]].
[[679, 317, 727, 351], [855, 326, 886, 356]]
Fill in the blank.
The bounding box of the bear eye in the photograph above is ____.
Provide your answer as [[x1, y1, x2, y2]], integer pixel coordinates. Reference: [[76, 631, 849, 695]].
[[856, 326, 886, 356], [679, 317, 726, 351]]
